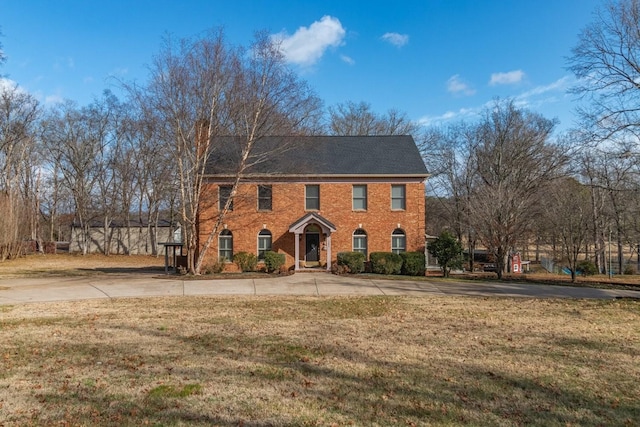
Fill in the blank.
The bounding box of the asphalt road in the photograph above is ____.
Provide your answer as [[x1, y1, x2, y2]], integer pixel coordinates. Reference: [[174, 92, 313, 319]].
[[1, 273, 638, 305]]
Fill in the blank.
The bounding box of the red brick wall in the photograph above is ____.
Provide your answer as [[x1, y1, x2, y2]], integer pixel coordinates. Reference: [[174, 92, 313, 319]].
[[198, 180, 426, 270]]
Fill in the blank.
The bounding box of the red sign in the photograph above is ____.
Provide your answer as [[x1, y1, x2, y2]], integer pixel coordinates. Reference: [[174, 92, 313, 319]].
[[512, 252, 522, 274]]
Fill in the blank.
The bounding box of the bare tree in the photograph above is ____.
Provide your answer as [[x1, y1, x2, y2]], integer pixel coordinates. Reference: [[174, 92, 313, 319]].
[[195, 32, 322, 273], [468, 100, 568, 279], [543, 178, 592, 282], [42, 100, 107, 255], [0, 27, 6, 68], [135, 107, 178, 255], [0, 82, 40, 259], [581, 148, 640, 274], [568, 0, 640, 152], [135, 29, 235, 273], [135, 29, 321, 274], [422, 124, 479, 269], [328, 101, 418, 136]]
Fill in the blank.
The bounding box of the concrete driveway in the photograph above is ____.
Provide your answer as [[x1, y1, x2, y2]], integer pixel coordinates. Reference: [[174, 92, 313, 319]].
[[1, 273, 638, 305]]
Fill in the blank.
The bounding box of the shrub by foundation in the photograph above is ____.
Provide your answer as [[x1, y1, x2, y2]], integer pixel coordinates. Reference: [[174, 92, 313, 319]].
[[202, 258, 226, 274], [264, 251, 285, 273], [233, 252, 257, 272], [370, 252, 403, 275], [400, 252, 426, 276], [337, 251, 366, 274]]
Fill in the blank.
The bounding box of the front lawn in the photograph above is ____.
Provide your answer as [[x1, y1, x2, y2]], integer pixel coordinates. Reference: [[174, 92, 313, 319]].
[[1, 296, 638, 426]]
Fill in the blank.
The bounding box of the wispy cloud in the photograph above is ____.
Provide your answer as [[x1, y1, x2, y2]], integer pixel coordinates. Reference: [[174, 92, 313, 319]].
[[381, 32, 409, 47], [418, 106, 482, 127], [517, 75, 572, 99], [340, 54, 355, 65], [44, 94, 64, 105], [421, 76, 575, 128], [53, 56, 75, 71], [489, 70, 525, 85], [272, 16, 346, 66], [512, 75, 574, 110], [447, 74, 476, 96], [109, 67, 129, 77]]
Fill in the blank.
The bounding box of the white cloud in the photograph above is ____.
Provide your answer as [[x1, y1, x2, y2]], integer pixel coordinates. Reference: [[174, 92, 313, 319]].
[[272, 16, 346, 66], [0, 77, 19, 92], [421, 76, 575, 129], [340, 54, 355, 65], [44, 94, 64, 105], [489, 70, 525, 85], [447, 74, 476, 96], [510, 76, 575, 113], [418, 106, 481, 127], [381, 32, 409, 47], [0, 78, 62, 105], [516, 76, 572, 99]]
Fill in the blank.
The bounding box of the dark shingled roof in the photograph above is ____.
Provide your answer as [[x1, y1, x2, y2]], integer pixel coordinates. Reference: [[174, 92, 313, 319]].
[[205, 135, 428, 177]]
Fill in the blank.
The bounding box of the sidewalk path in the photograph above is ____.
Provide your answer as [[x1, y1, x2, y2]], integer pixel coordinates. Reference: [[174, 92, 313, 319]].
[[0, 273, 638, 305]]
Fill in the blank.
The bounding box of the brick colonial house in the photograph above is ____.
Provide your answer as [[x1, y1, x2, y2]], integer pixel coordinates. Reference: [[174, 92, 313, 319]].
[[199, 135, 428, 271]]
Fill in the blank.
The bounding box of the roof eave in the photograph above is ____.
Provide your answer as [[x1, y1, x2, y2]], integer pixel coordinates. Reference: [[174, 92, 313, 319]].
[[203, 173, 430, 179]]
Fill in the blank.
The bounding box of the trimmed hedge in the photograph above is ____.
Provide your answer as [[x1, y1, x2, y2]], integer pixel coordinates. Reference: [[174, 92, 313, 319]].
[[337, 251, 366, 274], [400, 252, 426, 276], [370, 252, 403, 275], [233, 252, 257, 272], [264, 251, 285, 273]]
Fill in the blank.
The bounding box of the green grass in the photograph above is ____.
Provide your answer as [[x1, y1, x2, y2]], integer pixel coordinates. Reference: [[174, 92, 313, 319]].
[[147, 383, 203, 399]]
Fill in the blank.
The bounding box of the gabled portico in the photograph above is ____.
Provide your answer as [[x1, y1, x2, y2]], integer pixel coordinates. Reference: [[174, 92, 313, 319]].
[[289, 213, 337, 271]]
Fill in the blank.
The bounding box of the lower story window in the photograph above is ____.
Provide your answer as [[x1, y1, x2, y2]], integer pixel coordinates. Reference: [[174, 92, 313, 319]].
[[219, 229, 233, 261], [258, 229, 272, 260], [353, 228, 367, 257], [391, 228, 406, 254]]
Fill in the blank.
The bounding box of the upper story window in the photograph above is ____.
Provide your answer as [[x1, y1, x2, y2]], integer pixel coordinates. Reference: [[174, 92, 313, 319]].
[[219, 185, 233, 211], [353, 228, 368, 257], [352, 185, 367, 211], [391, 184, 406, 210], [305, 185, 320, 210], [391, 228, 406, 254], [257, 229, 272, 260], [258, 185, 272, 211]]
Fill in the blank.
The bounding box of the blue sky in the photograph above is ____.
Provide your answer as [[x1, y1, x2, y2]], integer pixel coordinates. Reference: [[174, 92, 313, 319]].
[[1, 0, 603, 133]]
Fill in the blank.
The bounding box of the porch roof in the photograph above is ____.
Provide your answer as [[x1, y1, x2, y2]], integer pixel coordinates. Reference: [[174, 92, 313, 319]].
[[288, 212, 337, 234]]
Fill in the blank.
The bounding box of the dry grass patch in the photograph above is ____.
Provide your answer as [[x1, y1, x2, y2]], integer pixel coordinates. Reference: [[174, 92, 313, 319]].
[[0, 253, 164, 278], [1, 296, 639, 426]]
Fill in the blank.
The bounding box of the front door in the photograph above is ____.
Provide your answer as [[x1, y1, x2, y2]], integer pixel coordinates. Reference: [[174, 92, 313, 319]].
[[305, 233, 320, 263]]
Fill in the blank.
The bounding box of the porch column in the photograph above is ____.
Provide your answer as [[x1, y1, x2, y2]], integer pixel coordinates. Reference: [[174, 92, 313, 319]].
[[326, 233, 332, 271], [294, 232, 300, 271]]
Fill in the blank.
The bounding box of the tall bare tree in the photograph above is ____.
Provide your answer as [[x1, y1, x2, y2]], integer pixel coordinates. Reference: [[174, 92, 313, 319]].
[[42, 100, 108, 254], [134, 107, 178, 255], [0, 27, 6, 68], [136, 29, 321, 274], [132, 29, 235, 271], [543, 178, 592, 282], [568, 0, 640, 153], [469, 100, 568, 279], [422, 124, 479, 269], [0, 82, 40, 259], [328, 101, 418, 136]]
